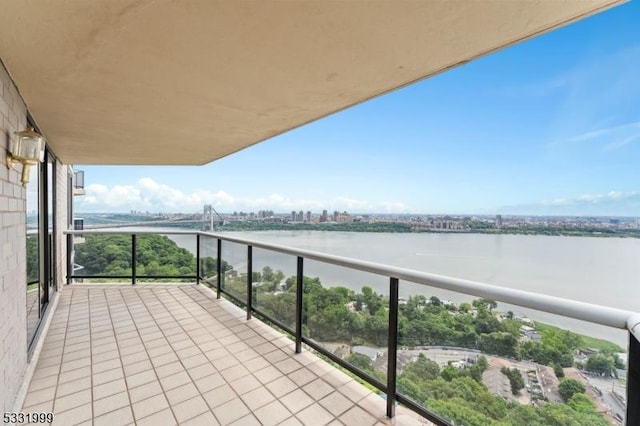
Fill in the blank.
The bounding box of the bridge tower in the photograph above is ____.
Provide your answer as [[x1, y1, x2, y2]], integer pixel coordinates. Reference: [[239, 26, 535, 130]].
[[203, 204, 214, 231]]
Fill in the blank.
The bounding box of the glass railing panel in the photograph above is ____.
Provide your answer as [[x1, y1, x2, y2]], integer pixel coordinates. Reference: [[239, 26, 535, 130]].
[[250, 248, 296, 330], [396, 280, 627, 426], [199, 235, 219, 288], [73, 233, 132, 282], [135, 233, 197, 282], [220, 241, 248, 302], [302, 259, 389, 385]]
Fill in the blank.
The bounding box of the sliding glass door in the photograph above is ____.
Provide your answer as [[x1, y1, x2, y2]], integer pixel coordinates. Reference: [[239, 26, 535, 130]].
[[26, 147, 57, 349], [26, 166, 39, 344]]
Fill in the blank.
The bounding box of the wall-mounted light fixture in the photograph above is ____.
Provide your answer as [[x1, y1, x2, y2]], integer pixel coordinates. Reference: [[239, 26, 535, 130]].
[[6, 127, 45, 186]]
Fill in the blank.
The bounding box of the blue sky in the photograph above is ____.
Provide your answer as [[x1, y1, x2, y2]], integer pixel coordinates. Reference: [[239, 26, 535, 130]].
[[77, 2, 640, 216]]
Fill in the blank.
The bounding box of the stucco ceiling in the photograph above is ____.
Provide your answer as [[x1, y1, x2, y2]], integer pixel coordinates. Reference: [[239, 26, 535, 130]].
[[0, 0, 623, 165]]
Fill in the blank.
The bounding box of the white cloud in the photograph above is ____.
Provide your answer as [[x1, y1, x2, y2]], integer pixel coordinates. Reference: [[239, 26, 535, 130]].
[[381, 201, 410, 212], [546, 45, 640, 148], [541, 198, 571, 206], [503, 190, 640, 215], [543, 191, 639, 206], [331, 197, 374, 211], [602, 132, 640, 152], [499, 75, 568, 98], [551, 120, 640, 149], [75, 177, 409, 213]]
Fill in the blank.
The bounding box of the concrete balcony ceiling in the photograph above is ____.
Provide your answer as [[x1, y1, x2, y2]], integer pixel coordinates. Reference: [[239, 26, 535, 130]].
[[0, 0, 622, 165]]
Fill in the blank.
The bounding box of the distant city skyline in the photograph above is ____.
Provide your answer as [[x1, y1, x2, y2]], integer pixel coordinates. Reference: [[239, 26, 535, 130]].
[[68, 2, 640, 217]]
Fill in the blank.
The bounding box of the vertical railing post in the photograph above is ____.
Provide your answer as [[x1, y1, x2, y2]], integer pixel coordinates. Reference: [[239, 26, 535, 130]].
[[66, 233, 72, 284], [295, 256, 304, 353], [216, 238, 222, 299], [196, 234, 201, 284], [628, 332, 639, 424], [131, 234, 137, 285], [386, 277, 399, 418], [246, 245, 253, 320]]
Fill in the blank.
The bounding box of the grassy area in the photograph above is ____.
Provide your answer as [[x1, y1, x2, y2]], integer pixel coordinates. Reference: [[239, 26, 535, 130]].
[[535, 322, 624, 352], [578, 334, 625, 353]]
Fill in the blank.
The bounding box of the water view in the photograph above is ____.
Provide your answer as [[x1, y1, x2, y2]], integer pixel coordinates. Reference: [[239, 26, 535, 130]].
[[84, 226, 633, 424], [149, 229, 635, 343]]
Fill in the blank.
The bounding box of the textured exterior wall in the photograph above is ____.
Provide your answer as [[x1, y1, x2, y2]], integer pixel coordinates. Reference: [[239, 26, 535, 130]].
[[0, 60, 28, 413]]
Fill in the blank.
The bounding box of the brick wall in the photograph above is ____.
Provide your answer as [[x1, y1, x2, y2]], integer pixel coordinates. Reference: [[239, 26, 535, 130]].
[[0, 60, 28, 412]]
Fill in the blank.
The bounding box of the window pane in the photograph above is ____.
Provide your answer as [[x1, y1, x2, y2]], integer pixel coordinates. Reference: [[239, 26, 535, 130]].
[[26, 166, 39, 343]]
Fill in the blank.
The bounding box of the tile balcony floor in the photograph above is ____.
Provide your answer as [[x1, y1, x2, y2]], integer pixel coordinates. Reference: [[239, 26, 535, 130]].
[[21, 284, 432, 426]]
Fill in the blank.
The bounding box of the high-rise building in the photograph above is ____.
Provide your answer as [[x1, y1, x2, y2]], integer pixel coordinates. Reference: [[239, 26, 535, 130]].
[[306, 211, 311, 222], [291, 210, 296, 221], [321, 210, 328, 222], [496, 214, 503, 228], [337, 211, 352, 223], [297, 210, 304, 221]]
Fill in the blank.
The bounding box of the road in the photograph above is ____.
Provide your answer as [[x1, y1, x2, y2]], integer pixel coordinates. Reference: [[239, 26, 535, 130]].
[[585, 374, 626, 420]]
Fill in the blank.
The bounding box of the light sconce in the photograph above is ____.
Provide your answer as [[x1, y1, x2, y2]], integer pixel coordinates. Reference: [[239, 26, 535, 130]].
[[6, 127, 45, 186]]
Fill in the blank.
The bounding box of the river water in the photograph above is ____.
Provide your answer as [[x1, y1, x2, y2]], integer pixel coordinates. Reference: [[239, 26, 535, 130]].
[[123, 228, 639, 346]]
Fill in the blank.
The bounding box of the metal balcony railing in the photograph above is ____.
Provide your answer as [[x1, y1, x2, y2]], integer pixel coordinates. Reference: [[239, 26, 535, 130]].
[[64, 229, 640, 425], [73, 218, 84, 231]]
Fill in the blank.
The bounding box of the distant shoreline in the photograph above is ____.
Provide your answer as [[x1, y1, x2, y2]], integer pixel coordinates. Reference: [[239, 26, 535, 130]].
[[201, 221, 640, 238], [82, 219, 640, 238], [75, 212, 640, 238]]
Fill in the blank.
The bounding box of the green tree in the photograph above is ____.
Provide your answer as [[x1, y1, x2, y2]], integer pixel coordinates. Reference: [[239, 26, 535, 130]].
[[478, 332, 518, 358], [428, 397, 493, 426], [466, 355, 489, 383], [429, 296, 442, 307], [273, 270, 285, 285], [566, 393, 597, 414], [359, 286, 384, 315], [474, 311, 503, 334], [500, 367, 525, 395], [585, 354, 615, 376], [347, 353, 375, 373], [403, 354, 440, 381], [459, 302, 472, 313], [558, 378, 586, 402], [441, 364, 459, 381], [553, 363, 565, 378], [261, 266, 274, 282]]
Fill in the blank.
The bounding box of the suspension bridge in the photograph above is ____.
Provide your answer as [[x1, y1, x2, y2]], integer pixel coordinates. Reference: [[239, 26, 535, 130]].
[[81, 205, 225, 231]]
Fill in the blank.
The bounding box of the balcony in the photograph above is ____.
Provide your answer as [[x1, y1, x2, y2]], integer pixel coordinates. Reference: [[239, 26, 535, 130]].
[[22, 284, 424, 425], [21, 229, 638, 425]]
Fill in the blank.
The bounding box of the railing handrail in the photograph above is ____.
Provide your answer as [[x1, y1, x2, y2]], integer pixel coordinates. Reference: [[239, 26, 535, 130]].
[[65, 228, 639, 338]]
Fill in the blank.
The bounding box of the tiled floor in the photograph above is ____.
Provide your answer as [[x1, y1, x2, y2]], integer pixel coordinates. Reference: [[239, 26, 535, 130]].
[[27, 288, 40, 342], [21, 284, 431, 425]]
